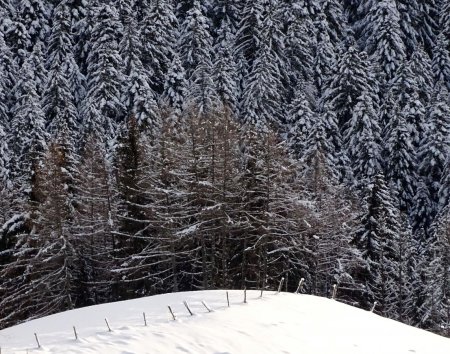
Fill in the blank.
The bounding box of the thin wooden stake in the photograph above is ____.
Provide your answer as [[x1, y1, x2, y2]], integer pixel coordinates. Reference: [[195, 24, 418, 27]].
[[183, 301, 194, 316], [34, 333, 41, 348], [168, 306, 176, 320], [143, 312, 147, 326], [370, 301, 377, 312], [277, 277, 285, 294], [244, 288, 247, 303], [73, 326, 78, 340], [296, 278, 305, 294], [201, 300, 212, 312], [104, 318, 112, 332], [226, 291, 230, 307], [332, 284, 338, 299]]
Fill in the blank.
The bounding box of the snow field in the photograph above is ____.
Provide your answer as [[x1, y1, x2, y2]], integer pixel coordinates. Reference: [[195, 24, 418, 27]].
[[0, 290, 449, 354]]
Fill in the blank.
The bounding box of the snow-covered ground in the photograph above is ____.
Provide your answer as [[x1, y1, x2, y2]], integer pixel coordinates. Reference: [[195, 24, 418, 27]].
[[0, 290, 448, 353]]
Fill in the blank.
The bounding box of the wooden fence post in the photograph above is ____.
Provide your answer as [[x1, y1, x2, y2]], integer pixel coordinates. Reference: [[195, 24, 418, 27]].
[[34, 333, 41, 348], [168, 306, 176, 320]]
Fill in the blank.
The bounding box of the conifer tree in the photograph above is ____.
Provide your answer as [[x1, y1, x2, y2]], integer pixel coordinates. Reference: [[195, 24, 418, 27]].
[[161, 52, 188, 123], [417, 86, 450, 218], [410, 45, 434, 104], [344, 91, 382, 184], [214, 41, 239, 115], [284, 3, 315, 93], [120, 12, 159, 132], [314, 14, 336, 96], [322, 47, 379, 130], [240, 41, 283, 131], [179, 0, 214, 80], [420, 209, 450, 334], [321, 0, 348, 47], [10, 62, 48, 189], [82, 3, 124, 139], [285, 88, 316, 157], [352, 173, 401, 317], [432, 33, 450, 88], [46, 0, 85, 108], [417, 0, 439, 54], [0, 122, 11, 190], [0, 33, 17, 113], [141, 0, 178, 94], [15, 0, 50, 52], [384, 103, 418, 214], [361, 0, 407, 85]]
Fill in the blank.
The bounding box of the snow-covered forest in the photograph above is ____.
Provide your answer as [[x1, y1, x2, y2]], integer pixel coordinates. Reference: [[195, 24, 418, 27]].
[[0, 0, 449, 336]]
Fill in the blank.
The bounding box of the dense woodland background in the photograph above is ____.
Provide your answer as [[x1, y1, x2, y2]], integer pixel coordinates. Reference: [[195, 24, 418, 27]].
[[0, 0, 449, 336]]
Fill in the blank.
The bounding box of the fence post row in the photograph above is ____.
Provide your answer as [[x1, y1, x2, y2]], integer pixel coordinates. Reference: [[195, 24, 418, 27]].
[[23, 278, 315, 350]]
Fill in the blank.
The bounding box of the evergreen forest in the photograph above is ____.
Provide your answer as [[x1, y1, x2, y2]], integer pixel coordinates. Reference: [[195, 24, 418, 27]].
[[0, 0, 449, 337]]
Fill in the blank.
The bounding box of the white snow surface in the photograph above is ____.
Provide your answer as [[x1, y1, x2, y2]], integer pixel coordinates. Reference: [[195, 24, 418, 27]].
[[0, 290, 449, 353]]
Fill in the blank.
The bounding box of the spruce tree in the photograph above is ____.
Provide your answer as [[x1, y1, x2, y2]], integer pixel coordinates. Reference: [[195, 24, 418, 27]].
[[161, 52, 188, 123], [284, 4, 315, 93], [344, 91, 382, 184], [431, 33, 450, 88], [82, 3, 124, 139], [285, 87, 316, 157], [384, 102, 418, 214], [179, 0, 214, 80], [120, 12, 159, 132], [15, 0, 50, 52], [352, 173, 401, 318], [322, 47, 379, 130], [417, 86, 450, 219], [10, 62, 48, 189], [141, 0, 178, 94], [362, 0, 407, 85]]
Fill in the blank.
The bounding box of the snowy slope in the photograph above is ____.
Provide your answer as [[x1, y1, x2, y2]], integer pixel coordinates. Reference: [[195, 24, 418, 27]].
[[0, 290, 448, 354]]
